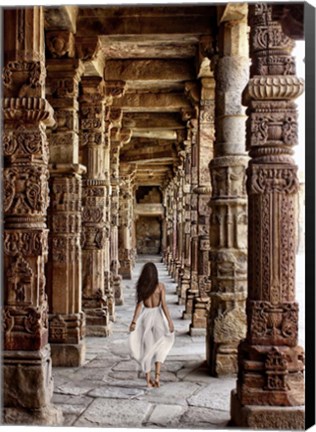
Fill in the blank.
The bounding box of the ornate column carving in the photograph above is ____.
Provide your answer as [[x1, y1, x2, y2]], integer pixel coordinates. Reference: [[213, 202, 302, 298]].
[[110, 123, 131, 303], [173, 163, 185, 282], [79, 76, 111, 336], [190, 77, 215, 336], [170, 178, 178, 278], [183, 118, 199, 320], [2, 7, 62, 425], [231, 4, 305, 428], [119, 163, 136, 279], [45, 34, 86, 367], [178, 139, 192, 304], [163, 183, 174, 272], [103, 81, 126, 320], [207, 15, 249, 376], [176, 149, 186, 286]]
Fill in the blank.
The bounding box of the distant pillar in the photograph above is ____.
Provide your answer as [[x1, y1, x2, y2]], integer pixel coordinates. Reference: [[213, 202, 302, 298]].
[[119, 163, 136, 279], [178, 139, 192, 304], [190, 77, 215, 336], [183, 118, 199, 320]]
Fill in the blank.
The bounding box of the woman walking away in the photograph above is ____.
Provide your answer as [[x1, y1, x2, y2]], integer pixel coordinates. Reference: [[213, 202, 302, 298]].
[[128, 262, 175, 388]]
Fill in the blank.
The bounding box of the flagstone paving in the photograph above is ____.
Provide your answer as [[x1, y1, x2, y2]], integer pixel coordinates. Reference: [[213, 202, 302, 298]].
[[52, 253, 305, 429]]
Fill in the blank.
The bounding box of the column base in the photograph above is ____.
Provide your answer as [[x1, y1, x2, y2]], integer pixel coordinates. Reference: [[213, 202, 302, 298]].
[[182, 289, 197, 320], [230, 390, 305, 430], [114, 275, 124, 305], [189, 297, 209, 336], [3, 405, 64, 426], [51, 340, 86, 367], [115, 297, 124, 306], [108, 297, 116, 322], [206, 341, 238, 376], [85, 321, 112, 337], [189, 326, 206, 336], [3, 346, 54, 409], [119, 268, 132, 279]]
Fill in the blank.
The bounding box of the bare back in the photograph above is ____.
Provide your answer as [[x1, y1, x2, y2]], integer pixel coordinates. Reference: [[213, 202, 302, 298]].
[[143, 283, 162, 308]]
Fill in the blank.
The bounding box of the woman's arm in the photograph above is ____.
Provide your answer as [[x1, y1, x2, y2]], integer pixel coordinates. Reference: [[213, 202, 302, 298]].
[[160, 284, 174, 333], [129, 301, 142, 332]]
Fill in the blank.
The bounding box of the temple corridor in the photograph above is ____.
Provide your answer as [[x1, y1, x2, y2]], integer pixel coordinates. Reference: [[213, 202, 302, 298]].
[[51, 254, 304, 428], [2, 3, 306, 429], [51, 257, 236, 428]]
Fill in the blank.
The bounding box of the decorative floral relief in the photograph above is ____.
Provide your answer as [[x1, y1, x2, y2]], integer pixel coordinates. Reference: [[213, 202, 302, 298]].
[[249, 167, 299, 195], [4, 166, 49, 214], [4, 231, 48, 257], [248, 300, 298, 344]]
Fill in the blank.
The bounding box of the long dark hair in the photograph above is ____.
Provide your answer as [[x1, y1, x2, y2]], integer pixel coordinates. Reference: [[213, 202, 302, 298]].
[[136, 262, 159, 303]]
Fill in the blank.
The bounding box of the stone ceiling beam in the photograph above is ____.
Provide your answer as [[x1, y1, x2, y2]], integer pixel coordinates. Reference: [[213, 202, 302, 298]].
[[99, 36, 197, 60], [123, 155, 176, 164], [112, 92, 191, 112], [122, 137, 176, 150], [44, 6, 78, 32], [132, 130, 177, 140], [76, 9, 215, 37], [104, 59, 195, 82], [122, 113, 185, 130]]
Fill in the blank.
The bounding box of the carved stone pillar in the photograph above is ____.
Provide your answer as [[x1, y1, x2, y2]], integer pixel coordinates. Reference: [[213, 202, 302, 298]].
[[119, 163, 136, 279], [190, 77, 215, 336], [103, 82, 126, 320], [178, 140, 192, 304], [171, 180, 178, 278], [45, 35, 86, 366], [174, 165, 184, 282], [183, 118, 199, 320], [163, 184, 174, 272], [79, 76, 111, 336], [207, 15, 249, 376], [230, 4, 305, 428], [2, 7, 62, 425], [110, 123, 131, 304]]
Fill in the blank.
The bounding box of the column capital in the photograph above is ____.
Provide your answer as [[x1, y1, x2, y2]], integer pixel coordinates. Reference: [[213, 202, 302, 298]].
[[45, 30, 75, 59], [104, 80, 126, 99], [75, 36, 101, 61]]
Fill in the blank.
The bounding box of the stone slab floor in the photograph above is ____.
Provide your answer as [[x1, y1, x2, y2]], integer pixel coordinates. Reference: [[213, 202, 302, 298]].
[[52, 254, 305, 429]]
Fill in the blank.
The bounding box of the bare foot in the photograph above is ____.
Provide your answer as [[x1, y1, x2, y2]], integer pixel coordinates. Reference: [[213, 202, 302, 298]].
[[147, 380, 155, 388], [154, 373, 160, 388]]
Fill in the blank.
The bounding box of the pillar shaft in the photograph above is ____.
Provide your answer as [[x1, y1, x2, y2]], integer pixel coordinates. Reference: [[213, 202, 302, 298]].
[[231, 5, 304, 428], [178, 141, 192, 304], [183, 119, 199, 320], [174, 165, 185, 282], [110, 122, 130, 303], [46, 48, 86, 366], [2, 7, 62, 425], [190, 77, 215, 335], [79, 77, 111, 336], [207, 16, 249, 376], [110, 139, 123, 303], [119, 164, 136, 279]]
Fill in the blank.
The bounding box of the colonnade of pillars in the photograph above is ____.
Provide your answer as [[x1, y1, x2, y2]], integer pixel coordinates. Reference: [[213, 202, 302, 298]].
[[164, 4, 305, 429], [2, 4, 305, 429]]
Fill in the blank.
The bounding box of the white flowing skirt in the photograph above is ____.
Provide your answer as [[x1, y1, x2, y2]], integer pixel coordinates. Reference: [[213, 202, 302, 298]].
[[128, 306, 175, 373]]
